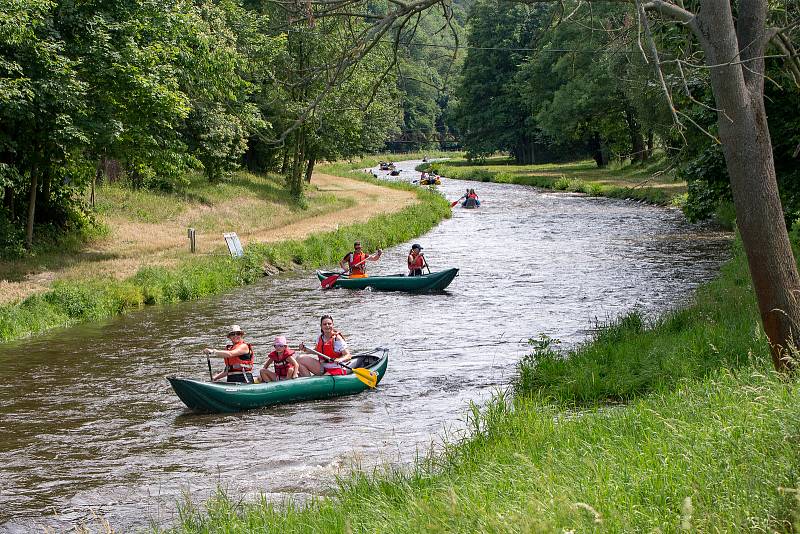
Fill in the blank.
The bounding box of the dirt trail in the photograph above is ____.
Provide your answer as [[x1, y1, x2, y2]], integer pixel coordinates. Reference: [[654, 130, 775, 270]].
[[0, 173, 415, 306]]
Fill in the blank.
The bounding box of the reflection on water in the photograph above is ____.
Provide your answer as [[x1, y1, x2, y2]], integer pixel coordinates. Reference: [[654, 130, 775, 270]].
[[0, 160, 731, 532]]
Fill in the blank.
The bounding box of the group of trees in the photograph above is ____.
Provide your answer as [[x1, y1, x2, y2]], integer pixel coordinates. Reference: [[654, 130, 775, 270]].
[[0, 0, 404, 252]]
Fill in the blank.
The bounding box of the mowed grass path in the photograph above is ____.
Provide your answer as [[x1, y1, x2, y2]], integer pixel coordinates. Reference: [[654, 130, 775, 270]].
[[0, 170, 412, 305]]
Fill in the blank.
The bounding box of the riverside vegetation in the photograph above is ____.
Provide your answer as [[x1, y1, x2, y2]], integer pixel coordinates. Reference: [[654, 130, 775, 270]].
[[423, 156, 738, 229], [0, 159, 451, 342], [169, 237, 800, 531]]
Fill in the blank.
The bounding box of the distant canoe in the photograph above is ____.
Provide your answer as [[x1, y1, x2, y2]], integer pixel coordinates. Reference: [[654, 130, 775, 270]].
[[168, 349, 388, 413], [316, 268, 458, 291]]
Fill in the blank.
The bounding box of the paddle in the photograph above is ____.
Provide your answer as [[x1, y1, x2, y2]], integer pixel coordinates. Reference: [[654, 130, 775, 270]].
[[421, 253, 432, 274], [450, 199, 459, 207], [320, 256, 369, 289], [207, 358, 214, 381], [304, 346, 378, 388]]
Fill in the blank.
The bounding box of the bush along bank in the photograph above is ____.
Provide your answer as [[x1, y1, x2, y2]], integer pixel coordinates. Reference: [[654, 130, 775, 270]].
[[169, 239, 800, 532], [423, 159, 679, 206], [0, 171, 451, 342]]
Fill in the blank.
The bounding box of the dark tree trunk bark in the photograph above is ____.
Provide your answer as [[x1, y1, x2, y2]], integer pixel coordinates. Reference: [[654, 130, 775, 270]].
[[3, 186, 14, 220], [694, 0, 800, 371], [304, 153, 315, 183], [25, 166, 38, 250], [645, 129, 654, 161], [625, 106, 645, 163]]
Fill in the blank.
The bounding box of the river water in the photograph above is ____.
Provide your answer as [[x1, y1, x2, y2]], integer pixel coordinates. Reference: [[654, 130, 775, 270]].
[[0, 159, 731, 532]]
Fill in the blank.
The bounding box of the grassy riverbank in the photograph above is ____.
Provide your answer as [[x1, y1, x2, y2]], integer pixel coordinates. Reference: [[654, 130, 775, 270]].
[[0, 163, 451, 342], [425, 156, 685, 206], [171, 239, 800, 532]]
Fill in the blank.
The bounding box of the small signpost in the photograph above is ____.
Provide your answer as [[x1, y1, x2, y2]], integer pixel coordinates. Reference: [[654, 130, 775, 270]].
[[223, 232, 244, 258], [187, 228, 196, 253]]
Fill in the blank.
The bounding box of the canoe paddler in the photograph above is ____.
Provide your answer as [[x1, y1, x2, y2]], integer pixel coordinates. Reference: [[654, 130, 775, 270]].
[[203, 325, 255, 383], [339, 241, 382, 278], [296, 315, 351, 376], [260, 335, 299, 382], [407, 243, 427, 276]]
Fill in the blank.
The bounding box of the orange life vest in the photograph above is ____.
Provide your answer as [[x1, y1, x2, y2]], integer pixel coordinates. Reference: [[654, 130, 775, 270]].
[[315, 334, 346, 374], [224, 341, 254, 374], [408, 254, 424, 270], [268, 348, 296, 378], [346, 251, 368, 275]]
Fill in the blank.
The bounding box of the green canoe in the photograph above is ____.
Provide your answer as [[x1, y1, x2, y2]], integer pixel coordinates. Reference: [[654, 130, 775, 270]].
[[167, 348, 388, 413], [316, 268, 458, 291]]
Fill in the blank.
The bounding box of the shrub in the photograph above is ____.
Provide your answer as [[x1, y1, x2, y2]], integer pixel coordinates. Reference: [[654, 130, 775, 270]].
[[553, 176, 570, 190]]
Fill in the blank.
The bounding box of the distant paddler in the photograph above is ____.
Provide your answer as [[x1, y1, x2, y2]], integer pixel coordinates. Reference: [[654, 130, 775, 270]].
[[407, 243, 429, 276], [203, 324, 255, 383], [339, 240, 382, 278]]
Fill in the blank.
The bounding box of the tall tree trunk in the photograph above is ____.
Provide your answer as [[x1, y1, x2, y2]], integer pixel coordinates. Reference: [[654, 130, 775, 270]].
[[645, 129, 654, 161], [625, 106, 645, 163], [304, 152, 315, 183], [25, 166, 38, 250], [695, 0, 800, 371], [3, 186, 13, 220]]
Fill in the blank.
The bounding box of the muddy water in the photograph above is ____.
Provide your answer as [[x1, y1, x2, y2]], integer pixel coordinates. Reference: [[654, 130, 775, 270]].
[[0, 160, 731, 532]]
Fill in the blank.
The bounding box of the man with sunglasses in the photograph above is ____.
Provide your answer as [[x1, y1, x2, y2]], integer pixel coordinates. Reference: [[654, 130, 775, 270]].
[[339, 241, 382, 278]]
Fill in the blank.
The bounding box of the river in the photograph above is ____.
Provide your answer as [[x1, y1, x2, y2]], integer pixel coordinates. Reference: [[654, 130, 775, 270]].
[[0, 159, 731, 532]]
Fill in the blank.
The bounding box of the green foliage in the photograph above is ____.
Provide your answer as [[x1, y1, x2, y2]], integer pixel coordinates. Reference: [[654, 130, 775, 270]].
[[0, 171, 450, 342]]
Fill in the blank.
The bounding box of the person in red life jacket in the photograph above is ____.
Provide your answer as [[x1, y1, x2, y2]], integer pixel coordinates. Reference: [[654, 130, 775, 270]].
[[259, 335, 299, 382], [407, 243, 427, 276], [339, 241, 382, 278], [296, 315, 351, 376], [203, 325, 255, 383]]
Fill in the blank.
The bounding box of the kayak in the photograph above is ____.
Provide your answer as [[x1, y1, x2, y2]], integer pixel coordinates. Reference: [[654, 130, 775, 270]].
[[167, 348, 389, 413], [316, 268, 458, 291], [462, 197, 480, 209], [419, 177, 441, 185]]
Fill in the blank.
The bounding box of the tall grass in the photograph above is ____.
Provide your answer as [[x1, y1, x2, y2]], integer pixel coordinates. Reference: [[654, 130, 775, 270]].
[[0, 170, 450, 342], [166, 235, 800, 533], [426, 157, 678, 206]]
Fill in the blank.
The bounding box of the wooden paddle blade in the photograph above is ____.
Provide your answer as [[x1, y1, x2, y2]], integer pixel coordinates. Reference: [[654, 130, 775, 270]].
[[320, 274, 340, 289], [352, 367, 378, 388]]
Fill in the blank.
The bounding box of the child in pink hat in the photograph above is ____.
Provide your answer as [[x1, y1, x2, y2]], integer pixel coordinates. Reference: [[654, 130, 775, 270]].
[[260, 335, 299, 382]]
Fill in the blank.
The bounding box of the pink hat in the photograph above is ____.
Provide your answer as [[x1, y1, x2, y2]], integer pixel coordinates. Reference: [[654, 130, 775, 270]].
[[274, 335, 288, 347]]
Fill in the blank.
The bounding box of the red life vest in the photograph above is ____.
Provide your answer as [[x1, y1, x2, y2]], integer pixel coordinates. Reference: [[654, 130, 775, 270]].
[[468, 192, 478, 199], [315, 334, 346, 375], [268, 348, 296, 378], [408, 254, 424, 270], [224, 341, 254, 374], [345, 251, 368, 275]]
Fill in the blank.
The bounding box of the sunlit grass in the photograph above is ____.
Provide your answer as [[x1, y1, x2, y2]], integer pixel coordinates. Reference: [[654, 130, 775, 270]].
[[162, 236, 800, 533], [425, 155, 684, 205], [0, 165, 450, 341]]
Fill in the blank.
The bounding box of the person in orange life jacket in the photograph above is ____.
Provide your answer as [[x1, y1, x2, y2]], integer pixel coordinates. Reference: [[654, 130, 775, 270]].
[[203, 325, 254, 383], [296, 315, 351, 376], [407, 243, 426, 276], [260, 335, 299, 382], [339, 241, 381, 278]]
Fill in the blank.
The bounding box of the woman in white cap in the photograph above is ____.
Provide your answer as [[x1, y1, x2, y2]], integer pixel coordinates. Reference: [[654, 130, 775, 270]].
[[203, 325, 255, 383], [260, 335, 300, 382], [407, 244, 427, 276]]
